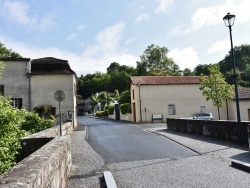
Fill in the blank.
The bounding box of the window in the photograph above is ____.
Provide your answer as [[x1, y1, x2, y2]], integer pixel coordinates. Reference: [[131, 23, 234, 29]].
[[0, 85, 4, 95], [11, 98, 22, 109], [200, 106, 206, 113], [168, 104, 175, 115], [133, 89, 135, 100]]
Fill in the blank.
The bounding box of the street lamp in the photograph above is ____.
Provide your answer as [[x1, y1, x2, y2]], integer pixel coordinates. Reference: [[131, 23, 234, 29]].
[[223, 13, 243, 145]]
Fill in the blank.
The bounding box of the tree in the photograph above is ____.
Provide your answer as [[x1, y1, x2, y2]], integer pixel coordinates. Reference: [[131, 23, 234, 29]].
[[136, 44, 179, 76], [199, 65, 234, 119], [218, 44, 250, 87], [0, 42, 22, 58], [90, 94, 99, 112], [118, 90, 131, 104], [183, 68, 194, 76], [194, 64, 211, 76], [78, 72, 110, 99], [109, 70, 130, 93]]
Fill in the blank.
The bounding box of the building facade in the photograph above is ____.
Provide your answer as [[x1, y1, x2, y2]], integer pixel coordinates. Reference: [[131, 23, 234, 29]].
[[0, 57, 77, 121], [130, 76, 228, 123]]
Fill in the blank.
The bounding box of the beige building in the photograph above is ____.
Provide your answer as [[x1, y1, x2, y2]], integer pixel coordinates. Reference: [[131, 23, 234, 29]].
[[130, 76, 230, 123], [0, 57, 77, 121]]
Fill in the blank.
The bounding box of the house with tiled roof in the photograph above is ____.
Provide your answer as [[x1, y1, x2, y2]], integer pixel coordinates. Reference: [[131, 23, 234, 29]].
[[130, 76, 228, 123], [0, 57, 77, 121], [228, 87, 250, 121]]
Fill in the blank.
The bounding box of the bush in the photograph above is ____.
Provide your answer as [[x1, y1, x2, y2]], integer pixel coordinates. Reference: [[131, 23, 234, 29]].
[[21, 112, 54, 134], [0, 96, 28, 174], [95, 111, 103, 117], [103, 110, 108, 117], [108, 105, 115, 115], [120, 103, 131, 114], [95, 110, 108, 117], [33, 105, 50, 119]]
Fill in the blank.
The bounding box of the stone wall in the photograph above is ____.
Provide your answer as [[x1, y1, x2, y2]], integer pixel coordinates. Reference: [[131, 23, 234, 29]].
[[166, 118, 249, 144], [0, 122, 74, 188]]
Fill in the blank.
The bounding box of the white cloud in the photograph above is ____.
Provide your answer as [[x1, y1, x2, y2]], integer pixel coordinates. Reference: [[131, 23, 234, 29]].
[[1, 0, 36, 26], [207, 40, 229, 54], [0, 22, 138, 76], [135, 13, 151, 23], [66, 33, 77, 41], [170, 0, 250, 35], [83, 23, 126, 56], [168, 47, 200, 70], [155, 0, 173, 13], [0, 0, 57, 31]]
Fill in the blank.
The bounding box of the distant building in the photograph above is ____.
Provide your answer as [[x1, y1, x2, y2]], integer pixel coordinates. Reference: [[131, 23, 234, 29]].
[[130, 76, 250, 123], [0, 57, 77, 121]]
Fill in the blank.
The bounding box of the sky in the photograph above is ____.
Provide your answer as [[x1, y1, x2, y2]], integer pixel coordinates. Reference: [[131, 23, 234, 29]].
[[0, 0, 250, 77]]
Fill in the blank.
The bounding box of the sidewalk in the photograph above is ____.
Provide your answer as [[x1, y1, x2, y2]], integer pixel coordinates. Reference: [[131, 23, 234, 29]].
[[67, 122, 105, 188], [146, 127, 250, 168]]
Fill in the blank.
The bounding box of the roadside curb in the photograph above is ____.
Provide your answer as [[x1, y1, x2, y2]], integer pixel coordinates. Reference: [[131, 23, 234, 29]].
[[231, 160, 250, 173], [103, 171, 118, 188], [145, 129, 202, 155]]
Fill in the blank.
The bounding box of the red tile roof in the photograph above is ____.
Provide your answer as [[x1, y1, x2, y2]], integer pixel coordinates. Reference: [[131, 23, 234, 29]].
[[237, 87, 250, 99], [130, 76, 201, 85]]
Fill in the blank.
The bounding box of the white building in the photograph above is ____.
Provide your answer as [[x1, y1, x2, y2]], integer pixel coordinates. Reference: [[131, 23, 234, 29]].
[[0, 57, 77, 120]]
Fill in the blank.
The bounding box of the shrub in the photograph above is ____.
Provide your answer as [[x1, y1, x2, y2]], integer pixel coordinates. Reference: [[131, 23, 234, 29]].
[[103, 110, 108, 117], [120, 103, 131, 114], [21, 112, 54, 134], [33, 105, 50, 119], [95, 110, 108, 117], [0, 96, 28, 174], [108, 105, 115, 115], [95, 111, 103, 117]]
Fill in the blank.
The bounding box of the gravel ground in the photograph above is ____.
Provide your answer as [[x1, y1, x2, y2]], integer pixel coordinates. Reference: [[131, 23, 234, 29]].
[[67, 122, 250, 188]]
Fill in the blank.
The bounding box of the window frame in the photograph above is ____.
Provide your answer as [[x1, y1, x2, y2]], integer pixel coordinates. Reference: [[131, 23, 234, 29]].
[[168, 104, 175, 115]]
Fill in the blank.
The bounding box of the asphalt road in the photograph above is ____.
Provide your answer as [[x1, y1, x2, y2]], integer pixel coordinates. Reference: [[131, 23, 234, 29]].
[[79, 116, 198, 163]]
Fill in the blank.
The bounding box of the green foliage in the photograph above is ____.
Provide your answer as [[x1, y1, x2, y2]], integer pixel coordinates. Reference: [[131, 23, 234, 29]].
[[136, 44, 180, 76], [0, 96, 28, 174], [103, 110, 108, 117], [0, 42, 22, 58], [0, 96, 54, 174], [33, 105, 50, 119], [108, 105, 115, 115], [118, 90, 131, 104], [120, 103, 131, 114], [95, 111, 103, 117], [199, 65, 234, 119], [219, 44, 250, 87], [21, 112, 54, 134], [183, 68, 194, 76], [95, 110, 108, 117], [0, 61, 5, 78], [194, 64, 211, 76]]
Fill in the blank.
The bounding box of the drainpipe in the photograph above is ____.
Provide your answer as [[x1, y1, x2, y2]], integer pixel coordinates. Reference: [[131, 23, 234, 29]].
[[138, 82, 142, 123], [26, 60, 32, 111]]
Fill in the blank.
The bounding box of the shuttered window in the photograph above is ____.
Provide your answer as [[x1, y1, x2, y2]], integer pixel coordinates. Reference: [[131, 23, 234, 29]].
[[11, 98, 22, 109]]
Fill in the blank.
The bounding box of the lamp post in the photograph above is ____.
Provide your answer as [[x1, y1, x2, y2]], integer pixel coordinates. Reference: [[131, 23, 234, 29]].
[[223, 13, 243, 145]]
